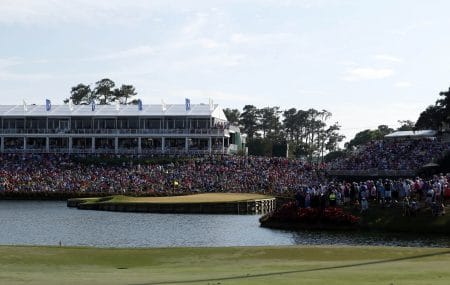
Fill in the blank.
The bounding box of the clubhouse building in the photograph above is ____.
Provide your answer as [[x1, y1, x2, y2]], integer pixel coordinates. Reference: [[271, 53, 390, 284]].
[[0, 103, 245, 155]]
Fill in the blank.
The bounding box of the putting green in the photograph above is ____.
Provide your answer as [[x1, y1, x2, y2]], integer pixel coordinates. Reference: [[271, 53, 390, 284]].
[[73, 193, 272, 204], [1, 245, 449, 285]]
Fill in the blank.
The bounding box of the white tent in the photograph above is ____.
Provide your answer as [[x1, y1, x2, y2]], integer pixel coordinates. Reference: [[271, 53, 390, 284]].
[[384, 130, 437, 139]]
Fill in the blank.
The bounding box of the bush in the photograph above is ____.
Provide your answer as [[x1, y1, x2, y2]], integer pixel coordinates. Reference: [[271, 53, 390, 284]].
[[264, 202, 360, 226]]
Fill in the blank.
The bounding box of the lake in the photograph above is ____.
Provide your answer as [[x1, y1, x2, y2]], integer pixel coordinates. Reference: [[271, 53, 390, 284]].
[[0, 201, 448, 248]]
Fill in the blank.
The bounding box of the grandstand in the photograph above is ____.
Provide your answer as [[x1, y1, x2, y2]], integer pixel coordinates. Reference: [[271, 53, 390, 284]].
[[0, 103, 245, 155], [327, 131, 450, 177]]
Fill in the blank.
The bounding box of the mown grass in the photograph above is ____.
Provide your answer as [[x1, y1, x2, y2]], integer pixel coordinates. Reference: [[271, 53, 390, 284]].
[[0, 245, 449, 285], [71, 193, 272, 205]]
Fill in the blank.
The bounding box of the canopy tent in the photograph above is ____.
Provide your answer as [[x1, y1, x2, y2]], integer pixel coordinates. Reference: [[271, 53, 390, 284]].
[[384, 130, 437, 139]]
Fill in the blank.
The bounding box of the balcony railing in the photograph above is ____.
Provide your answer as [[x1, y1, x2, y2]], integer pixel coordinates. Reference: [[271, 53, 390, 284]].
[[1, 147, 227, 155], [0, 128, 229, 136]]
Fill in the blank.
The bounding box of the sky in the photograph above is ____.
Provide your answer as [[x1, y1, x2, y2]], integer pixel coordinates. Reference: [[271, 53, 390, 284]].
[[1, 0, 450, 142]]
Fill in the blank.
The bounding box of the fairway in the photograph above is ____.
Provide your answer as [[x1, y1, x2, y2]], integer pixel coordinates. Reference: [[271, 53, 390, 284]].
[[1, 246, 449, 285]]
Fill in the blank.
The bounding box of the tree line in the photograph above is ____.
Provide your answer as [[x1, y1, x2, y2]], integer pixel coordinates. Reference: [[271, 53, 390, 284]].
[[224, 106, 345, 160], [347, 86, 450, 151], [415, 87, 450, 130], [64, 78, 138, 105], [326, 87, 450, 163]]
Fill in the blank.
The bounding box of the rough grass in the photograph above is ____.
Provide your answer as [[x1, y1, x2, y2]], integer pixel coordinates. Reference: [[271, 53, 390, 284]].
[[72, 193, 272, 205], [0, 245, 449, 285]]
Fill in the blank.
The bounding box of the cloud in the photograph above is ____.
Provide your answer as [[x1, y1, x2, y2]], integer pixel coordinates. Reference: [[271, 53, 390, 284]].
[[0, 57, 55, 81], [169, 89, 252, 103], [230, 32, 297, 45], [0, 0, 163, 26], [342, 67, 395, 81], [171, 53, 246, 70], [0, 71, 55, 81], [182, 12, 209, 38], [373, 54, 403, 63], [0, 57, 22, 69], [85, 46, 157, 61], [394, 81, 412, 88]]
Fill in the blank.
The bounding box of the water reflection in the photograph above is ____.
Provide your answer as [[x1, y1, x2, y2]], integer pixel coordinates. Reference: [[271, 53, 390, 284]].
[[0, 201, 448, 248]]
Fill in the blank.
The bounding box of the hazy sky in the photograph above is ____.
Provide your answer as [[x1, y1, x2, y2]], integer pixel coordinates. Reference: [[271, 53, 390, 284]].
[[1, 0, 449, 142]]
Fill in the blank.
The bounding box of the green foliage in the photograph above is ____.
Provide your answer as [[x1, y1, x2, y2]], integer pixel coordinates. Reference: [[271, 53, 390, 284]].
[[415, 86, 450, 130], [64, 79, 138, 105], [223, 108, 241, 126], [324, 150, 347, 162], [94, 78, 116, 104], [63, 84, 94, 105], [247, 138, 273, 156], [346, 125, 393, 149], [259, 106, 282, 138], [288, 141, 310, 157], [397, 120, 415, 131], [247, 138, 288, 157], [113, 84, 137, 104], [239, 105, 260, 139], [416, 105, 446, 130], [237, 106, 344, 160]]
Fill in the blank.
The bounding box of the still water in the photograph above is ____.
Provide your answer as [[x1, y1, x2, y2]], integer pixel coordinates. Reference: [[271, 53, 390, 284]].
[[0, 201, 448, 248]]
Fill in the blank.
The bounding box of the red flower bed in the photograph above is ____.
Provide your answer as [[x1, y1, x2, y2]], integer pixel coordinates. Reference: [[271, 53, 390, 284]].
[[266, 202, 359, 226]]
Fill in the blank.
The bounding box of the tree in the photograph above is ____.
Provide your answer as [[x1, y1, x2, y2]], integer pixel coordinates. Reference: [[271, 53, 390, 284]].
[[94, 78, 116, 105], [377, 124, 394, 136], [323, 122, 345, 159], [223, 108, 241, 126], [416, 105, 445, 130], [346, 125, 393, 150], [113, 84, 137, 104], [259, 107, 282, 138], [324, 150, 347, 163], [437, 87, 450, 124], [415, 86, 450, 130], [397, 120, 415, 131], [63, 84, 93, 105], [239, 105, 260, 139], [282, 108, 297, 141]]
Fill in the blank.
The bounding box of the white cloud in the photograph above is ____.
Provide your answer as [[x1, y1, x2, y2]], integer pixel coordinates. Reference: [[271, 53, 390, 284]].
[[85, 46, 157, 61], [342, 67, 395, 81], [182, 12, 209, 38], [374, 54, 403, 63], [394, 81, 412, 88], [0, 57, 22, 69], [0, 0, 163, 25], [169, 89, 252, 103], [0, 57, 54, 81], [230, 32, 297, 45], [0, 71, 55, 81], [171, 53, 246, 70]]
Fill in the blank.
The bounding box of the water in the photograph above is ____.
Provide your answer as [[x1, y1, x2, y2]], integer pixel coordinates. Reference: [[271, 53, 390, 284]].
[[0, 201, 448, 248]]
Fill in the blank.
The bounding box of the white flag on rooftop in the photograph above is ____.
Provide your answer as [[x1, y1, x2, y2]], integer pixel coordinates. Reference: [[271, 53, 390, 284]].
[[209, 98, 214, 111]]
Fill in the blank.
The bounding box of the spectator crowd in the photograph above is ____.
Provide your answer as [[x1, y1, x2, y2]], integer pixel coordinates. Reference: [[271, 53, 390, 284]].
[[1, 152, 449, 215], [328, 138, 449, 171], [0, 154, 325, 194]]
